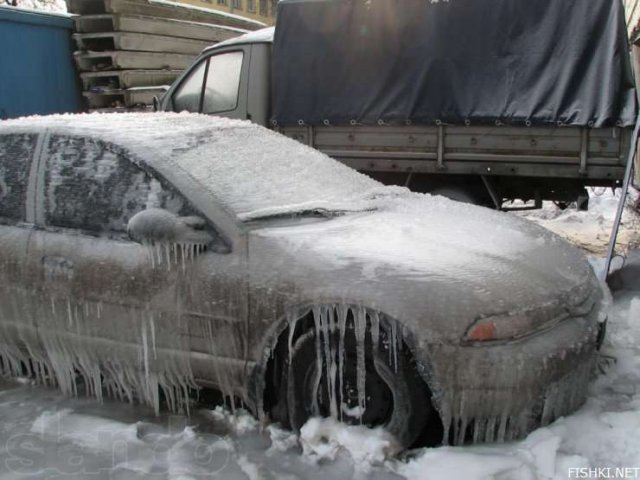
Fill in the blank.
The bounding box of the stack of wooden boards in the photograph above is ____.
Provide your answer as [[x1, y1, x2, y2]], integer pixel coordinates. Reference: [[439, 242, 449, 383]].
[[66, 0, 263, 110]]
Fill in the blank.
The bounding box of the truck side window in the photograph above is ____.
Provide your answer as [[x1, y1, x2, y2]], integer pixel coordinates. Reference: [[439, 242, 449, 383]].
[[0, 133, 37, 224], [202, 51, 244, 114], [173, 60, 207, 113]]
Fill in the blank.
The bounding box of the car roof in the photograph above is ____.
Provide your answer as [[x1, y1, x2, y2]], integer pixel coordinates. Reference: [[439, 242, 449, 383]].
[[0, 112, 379, 220], [203, 26, 274, 53]]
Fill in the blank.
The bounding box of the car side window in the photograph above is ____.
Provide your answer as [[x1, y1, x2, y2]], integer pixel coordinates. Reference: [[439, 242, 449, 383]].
[[202, 51, 244, 114], [42, 135, 227, 248], [172, 60, 207, 113], [0, 133, 37, 224]]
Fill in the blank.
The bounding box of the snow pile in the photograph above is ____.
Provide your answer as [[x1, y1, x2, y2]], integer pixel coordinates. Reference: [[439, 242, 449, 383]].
[[300, 417, 400, 466], [4, 0, 67, 12], [398, 428, 563, 480], [206, 405, 259, 435], [516, 188, 640, 255]]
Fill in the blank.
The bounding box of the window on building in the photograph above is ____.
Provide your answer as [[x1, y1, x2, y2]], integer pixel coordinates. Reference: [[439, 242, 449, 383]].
[[246, 0, 255, 12], [217, 0, 227, 4], [232, 0, 241, 9], [270, 0, 277, 17], [259, 0, 267, 16]]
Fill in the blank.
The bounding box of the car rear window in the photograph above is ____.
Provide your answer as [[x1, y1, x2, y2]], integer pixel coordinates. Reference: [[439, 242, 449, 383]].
[[0, 133, 37, 223]]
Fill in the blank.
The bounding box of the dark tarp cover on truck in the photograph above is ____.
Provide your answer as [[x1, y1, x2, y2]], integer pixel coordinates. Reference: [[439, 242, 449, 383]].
[[271, 0, 637, 128]]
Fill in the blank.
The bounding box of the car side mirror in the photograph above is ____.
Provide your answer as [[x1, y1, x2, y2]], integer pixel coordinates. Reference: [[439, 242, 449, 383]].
[[152, 95, 160, 112], [127, 208, 214, 250]]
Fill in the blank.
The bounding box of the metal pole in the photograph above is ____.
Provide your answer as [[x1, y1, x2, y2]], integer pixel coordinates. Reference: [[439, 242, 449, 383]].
[[600, 114, 640, 283]]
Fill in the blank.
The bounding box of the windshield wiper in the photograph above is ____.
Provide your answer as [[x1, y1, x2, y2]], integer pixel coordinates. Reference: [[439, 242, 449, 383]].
[[244, 207, 377, 222]]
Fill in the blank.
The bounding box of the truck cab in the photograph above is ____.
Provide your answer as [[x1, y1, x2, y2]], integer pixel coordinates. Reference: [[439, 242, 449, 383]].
[[159, 28, 272, 127]]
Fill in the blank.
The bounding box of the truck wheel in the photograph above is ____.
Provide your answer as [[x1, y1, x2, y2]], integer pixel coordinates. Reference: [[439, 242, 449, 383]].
[[285, 319, 434, 448]]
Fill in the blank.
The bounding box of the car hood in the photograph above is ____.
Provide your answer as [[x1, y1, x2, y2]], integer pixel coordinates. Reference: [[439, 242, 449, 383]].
[[247, 193, 602, 343]]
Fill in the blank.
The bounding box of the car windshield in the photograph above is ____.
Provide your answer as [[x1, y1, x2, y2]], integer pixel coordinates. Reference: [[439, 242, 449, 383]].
[[165, 120, 386, 221]]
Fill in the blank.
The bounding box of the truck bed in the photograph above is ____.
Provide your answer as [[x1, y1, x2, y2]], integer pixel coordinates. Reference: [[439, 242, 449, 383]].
[[280, 124, 631, 205]]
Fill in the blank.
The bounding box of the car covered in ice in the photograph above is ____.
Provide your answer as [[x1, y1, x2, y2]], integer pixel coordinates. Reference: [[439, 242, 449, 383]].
[[0, 113, 605, 448]]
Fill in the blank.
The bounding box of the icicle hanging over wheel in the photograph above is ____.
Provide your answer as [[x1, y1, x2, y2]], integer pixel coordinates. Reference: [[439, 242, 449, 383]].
[[271, 305, 436, 448]]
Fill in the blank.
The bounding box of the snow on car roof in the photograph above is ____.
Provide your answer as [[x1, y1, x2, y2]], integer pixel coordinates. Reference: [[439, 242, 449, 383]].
[[0, 112, 380, 218]]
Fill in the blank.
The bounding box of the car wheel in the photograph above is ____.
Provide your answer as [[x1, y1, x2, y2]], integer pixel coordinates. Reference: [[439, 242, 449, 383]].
[[285, 314, 434, 448]]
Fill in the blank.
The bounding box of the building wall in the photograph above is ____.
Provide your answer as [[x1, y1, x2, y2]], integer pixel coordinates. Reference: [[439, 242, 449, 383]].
[[177, 0, 277, 26]]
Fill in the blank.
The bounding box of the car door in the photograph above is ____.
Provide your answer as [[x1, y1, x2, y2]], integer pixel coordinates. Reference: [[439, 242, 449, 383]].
[[27, 132, 249, 406], [0, 130, 41, 375]]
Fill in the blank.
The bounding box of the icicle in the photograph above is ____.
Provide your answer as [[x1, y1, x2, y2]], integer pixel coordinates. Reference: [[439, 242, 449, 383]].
[[150, 316, 157, 360], [66, 300, 73, 328], [311, 307, 323, 416], [164, 244, 171, 271], [390, 319, 398, 373], [142, 320, 150, 382], [337, 304, 348, 422], [370, 311, 380, 352], [354, 306, 367, 421], [287, 312, 297, 367]]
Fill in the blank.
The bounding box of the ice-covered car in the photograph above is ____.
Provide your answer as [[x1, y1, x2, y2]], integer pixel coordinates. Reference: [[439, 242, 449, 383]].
[[0, 113, 605, 448]]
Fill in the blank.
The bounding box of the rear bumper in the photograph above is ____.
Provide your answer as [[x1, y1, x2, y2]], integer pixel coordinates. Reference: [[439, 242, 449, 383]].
[[422, 313, 599, 445]]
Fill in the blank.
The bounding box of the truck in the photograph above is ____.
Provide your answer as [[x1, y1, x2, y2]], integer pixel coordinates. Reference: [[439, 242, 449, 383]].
[[158, 0, 638, 209]]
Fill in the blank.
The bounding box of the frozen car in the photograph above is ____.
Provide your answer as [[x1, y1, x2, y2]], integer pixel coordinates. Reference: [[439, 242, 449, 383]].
[[0, 113, 604, 448]]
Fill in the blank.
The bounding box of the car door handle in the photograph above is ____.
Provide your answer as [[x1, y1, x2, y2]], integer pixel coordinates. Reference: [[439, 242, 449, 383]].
[[42, 256, 74, 281]]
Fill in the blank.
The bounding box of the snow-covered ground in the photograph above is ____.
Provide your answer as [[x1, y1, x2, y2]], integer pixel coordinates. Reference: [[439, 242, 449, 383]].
[[0, 190, 638, 480], [515, 188, 640, 256], [3, 0, 67, 13]]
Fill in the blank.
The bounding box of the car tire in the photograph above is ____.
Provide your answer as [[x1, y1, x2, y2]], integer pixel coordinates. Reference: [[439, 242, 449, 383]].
[[284, 318, 434, 448]]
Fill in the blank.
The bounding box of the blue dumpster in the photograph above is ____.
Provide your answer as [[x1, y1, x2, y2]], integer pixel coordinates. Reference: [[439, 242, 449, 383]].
[[0, 6, 82, 119]]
